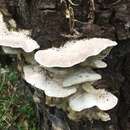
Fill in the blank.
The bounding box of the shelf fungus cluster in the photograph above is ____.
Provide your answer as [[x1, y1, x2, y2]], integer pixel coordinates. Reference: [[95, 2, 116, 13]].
[[0, 11, 118, 122]]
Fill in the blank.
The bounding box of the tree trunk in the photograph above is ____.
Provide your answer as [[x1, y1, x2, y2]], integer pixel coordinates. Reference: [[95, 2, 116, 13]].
[[1, 0, 130, 130]]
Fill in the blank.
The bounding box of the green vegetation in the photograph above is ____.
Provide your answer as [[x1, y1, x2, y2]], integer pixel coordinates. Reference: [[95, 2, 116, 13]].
[[0, 66, 36, 130]]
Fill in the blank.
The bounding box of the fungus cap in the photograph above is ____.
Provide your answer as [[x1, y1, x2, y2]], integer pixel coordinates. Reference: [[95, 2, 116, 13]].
[[23, 65, 77, 98], [96, 89, 118, 111], [69, 93, 97, 111], [63, 68, 102, 87], [44, 67, 72, 76], [0, 32, 39, 52], [69, 88, 118, 111], [2, 46, 20, 54], [96, 111, 111, 121], [0, 12, 39, 52], [34, 38, 117, 67], [80, 59, 107, 68]]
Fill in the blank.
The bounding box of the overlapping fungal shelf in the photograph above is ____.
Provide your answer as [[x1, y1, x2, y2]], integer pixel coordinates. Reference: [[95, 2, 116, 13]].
[[0, 11, 118, 122]]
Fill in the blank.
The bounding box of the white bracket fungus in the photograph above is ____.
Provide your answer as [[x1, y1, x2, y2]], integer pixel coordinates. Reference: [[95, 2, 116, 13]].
[[0, 7, 119, 123], [68, 108, 111, 122], [23, 65, 77, 98], [2, 46, 20, 54], [80, 59, 107, 68], [0, 12, 39, 53], [0, 31, 39, 53], [96, 111, 111, 122], [0, 12, 8, 34], [34, 38, 117, 68], [44, 67, 72, 76], [69, 86, 118, 111], [63, 68, 102, 87]]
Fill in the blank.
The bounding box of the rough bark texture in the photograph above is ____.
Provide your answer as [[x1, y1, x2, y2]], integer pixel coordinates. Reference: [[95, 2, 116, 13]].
[[1, 0, 130, 130]]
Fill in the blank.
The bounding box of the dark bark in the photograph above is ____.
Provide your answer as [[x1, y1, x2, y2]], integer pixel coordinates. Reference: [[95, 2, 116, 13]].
[[1, 0, 130, 130]]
